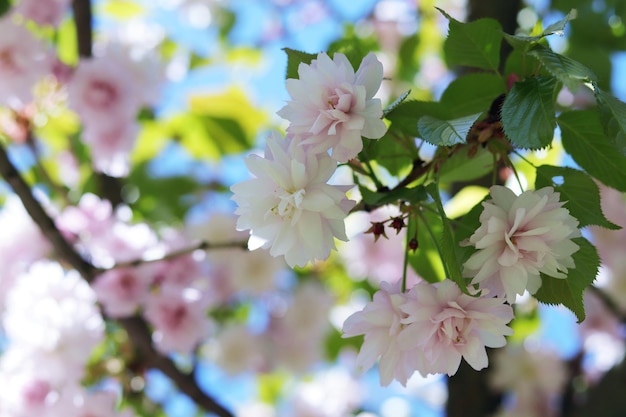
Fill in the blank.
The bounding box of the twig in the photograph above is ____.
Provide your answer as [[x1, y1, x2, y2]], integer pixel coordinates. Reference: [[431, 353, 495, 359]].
[[0, 145, 236, 417], [100, 240, 248, 271]]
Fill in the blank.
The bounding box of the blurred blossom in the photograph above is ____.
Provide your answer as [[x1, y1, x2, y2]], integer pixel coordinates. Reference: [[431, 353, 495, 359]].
[[0, 18, 54, 109], [207, 323, 265, 375], [11, 0, 72, 27], [3, 261, 104, 381], [341, 206, 420, 286], [289, 367, 362, 417], [490, 344, 567, 416], [144, 286, 215, 354], [0, 196, 51, 309]]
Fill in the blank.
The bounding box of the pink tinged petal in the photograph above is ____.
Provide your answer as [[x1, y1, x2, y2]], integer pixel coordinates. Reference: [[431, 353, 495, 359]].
[[355, 52, 384, 99], [310, 112, 333, 135], [460, 337, 489, 372], [500, 265, 529, 302], [488, 185, 517, 211]]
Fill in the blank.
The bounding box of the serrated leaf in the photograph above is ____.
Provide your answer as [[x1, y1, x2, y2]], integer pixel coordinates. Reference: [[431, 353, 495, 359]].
[[528, 44, 595, 92], [282, 47, 318, 80], [535, 165, 620, 229], [501, 76, 558, 149], [426, 182, 468, 292], [439, 8, 503, 71], [440, 73, 506, 117], [385, 100, 445, 137], [558, 110, 626, 192], [438, 146, 494, 184], [503, 9, 577, 50], [383, 90, 411, 117], [542, 8, 577, 37], [418, 113, 482, 146], [365, 134, 413, 176], [595, 88, 626, 155], [534, 237, 599, 322]]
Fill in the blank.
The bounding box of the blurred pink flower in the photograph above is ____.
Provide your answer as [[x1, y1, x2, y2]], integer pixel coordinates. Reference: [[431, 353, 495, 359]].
[[398, 280, 514, 376], [277, 52, 387, 162], [12, 0, 72, 27], [0, 19, 53, 108], [143, 286, 213, 354], [231, 132, 355, 268], [92, 267, 152, 318], [342, 281, 417, 386], [463, 186, 580, 303]]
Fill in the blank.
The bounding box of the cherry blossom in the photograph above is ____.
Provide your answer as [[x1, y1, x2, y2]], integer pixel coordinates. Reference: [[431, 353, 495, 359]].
[[143, 286, 214, 354], [12, 0, 72, 27], [342, 281, 417, 386], [91, 266, 153, 318], [277, 52, 387, 162], [0, 18, 53, 108], [398, 280, 514, 376], [462, 186, 581, 303], [231, 132, 356, 268], [3, 261, 104, 378], [207, 323, 265, 375]]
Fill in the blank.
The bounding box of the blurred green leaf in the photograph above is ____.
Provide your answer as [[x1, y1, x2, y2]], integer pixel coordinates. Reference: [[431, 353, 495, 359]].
[[56, 18, 79, 65], [558, 110, 626, 192], [534, 237, 599, 323], [438, 146, 494, 184], [418, 113, 482, 146], [535, 165, 620, 229], [98, 0, 146, 19], [501, 76, 558, 149], [439, 8, 503, 71]]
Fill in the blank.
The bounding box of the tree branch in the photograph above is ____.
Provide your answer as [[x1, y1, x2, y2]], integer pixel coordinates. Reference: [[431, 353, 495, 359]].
[[0, 143, 235, 417]]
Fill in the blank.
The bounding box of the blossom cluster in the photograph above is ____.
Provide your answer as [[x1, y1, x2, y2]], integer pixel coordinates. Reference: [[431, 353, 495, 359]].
[[231, 51, 387, 268], [342, 185, 581, 385], [0, 5, 163, 177]]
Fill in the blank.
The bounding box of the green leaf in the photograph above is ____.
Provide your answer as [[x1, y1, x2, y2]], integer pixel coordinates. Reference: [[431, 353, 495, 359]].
[[417, 113, 482, 146], [384, 100, 445, 137], [426, 182, 468, 291], [503, 9, 578, 50], [558, 110, 626, 192], [282, 47, 318, 80], [358, 184, 427, 207], [501, 76, 558, 149], [438, 146, 494, 184], [528, 44, 596, 92], [55, 18, 79, 65], [595, 88, 626, 155], [383, 90, 411, 117], [534, 237, 599, 322], [408, 208, 446, 284], [535, 165, 620, 229], [365, 134, 414, 177], [0, 0, 9, 17], [439, 73, 506, 117], [439, 9, 503, 71]]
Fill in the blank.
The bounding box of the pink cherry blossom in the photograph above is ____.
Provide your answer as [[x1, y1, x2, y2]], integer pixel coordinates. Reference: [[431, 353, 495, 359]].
[[12, 0, 72, 27], [67, 53, 141, 176], [0, 18, 53, 108], [143, 286, 213, 354], [277, 52, 387, 162], [3, 262, 104, 377], [462, 186, 580, 303], [231, 132, 356, 268], [342, 281, 417, 386], [91, 266, 153, 318], [398, 280, 514, 376], [208, 324, 265, 375]]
